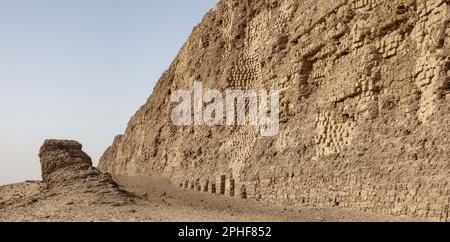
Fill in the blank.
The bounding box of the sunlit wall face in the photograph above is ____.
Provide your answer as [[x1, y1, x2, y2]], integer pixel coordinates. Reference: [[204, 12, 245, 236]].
[[0, 0, 218, 185]]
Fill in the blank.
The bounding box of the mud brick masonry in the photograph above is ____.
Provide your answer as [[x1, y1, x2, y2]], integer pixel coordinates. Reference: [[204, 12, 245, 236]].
[[99, 0, 450, 221]]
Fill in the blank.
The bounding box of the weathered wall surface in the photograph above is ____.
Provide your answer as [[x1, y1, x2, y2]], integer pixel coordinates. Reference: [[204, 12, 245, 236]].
[[99, 0, 450, 220]]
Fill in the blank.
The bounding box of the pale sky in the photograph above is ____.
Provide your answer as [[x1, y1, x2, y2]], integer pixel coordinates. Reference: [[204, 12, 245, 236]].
[[0, 0, 218, 185]]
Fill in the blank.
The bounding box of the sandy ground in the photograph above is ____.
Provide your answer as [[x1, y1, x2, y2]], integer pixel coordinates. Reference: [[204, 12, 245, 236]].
[[0, 175, 416, 222]]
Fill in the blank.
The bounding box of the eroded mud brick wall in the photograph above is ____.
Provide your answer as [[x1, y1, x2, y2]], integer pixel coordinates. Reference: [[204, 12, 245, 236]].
[[100, 0, 450, 221]]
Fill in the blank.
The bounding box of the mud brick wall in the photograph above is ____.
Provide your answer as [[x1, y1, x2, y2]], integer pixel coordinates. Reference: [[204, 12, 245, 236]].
[[100, 0, 450, 221]]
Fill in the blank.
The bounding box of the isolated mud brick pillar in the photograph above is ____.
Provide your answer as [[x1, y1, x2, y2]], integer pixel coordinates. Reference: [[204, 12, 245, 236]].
[[39, 140, 93, 187]]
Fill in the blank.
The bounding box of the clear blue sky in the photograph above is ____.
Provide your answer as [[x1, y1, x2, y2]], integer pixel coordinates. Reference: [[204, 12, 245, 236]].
[[0, 0, 218, 185]]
